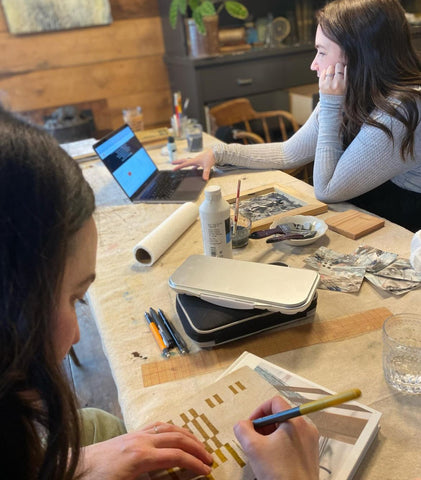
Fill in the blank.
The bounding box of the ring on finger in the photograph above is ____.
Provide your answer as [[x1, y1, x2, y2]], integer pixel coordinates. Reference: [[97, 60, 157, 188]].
[[336, 72, 344, 75], [326, 74, 334, 77], [154, 425, 160, 434]]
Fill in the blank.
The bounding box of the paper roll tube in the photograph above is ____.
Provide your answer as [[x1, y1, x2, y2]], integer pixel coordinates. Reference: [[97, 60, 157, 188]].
[[133, 202, 199, 266]]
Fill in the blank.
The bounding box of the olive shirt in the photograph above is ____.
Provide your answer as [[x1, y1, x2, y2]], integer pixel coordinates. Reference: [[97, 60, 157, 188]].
[[80, 408, 126, 446]]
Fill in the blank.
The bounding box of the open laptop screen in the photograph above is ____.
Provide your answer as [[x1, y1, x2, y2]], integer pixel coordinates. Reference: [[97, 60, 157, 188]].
[[94, 125, 157, 197]]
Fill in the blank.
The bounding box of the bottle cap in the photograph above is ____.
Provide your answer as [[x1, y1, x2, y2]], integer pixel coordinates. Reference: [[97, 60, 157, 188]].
[[204, 185, 221, 199], [168, 136, 175, 143]]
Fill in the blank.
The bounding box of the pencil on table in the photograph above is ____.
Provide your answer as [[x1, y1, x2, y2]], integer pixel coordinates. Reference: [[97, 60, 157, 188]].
[[144, 312, 170, 358]]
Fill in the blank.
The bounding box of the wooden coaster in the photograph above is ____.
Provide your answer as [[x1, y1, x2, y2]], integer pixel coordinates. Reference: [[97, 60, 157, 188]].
[[141, 307, 391, 387], [325, 210, 384, 239]]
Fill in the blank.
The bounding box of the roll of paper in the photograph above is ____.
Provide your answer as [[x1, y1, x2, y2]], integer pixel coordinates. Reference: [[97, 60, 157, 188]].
[[133, 202, 199, 266]]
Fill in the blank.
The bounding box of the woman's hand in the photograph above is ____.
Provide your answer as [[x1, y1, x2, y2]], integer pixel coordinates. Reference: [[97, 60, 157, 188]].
[[234, 396, 319, 480], [80, 422, 213, 479], [172, 149, 216, 181], [319, 62, 347, 95]]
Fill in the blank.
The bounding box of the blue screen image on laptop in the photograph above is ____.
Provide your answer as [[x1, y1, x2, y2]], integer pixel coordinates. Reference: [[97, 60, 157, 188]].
[[94, 125, 156, 197]]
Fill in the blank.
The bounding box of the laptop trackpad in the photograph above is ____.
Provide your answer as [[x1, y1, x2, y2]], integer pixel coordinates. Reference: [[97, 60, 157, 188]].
[[179, 177, 204, 191], [171, 177, 204, 201]]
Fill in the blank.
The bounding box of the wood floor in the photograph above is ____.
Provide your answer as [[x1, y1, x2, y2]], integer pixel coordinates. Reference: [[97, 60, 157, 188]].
[[64, 300, 122, 420]]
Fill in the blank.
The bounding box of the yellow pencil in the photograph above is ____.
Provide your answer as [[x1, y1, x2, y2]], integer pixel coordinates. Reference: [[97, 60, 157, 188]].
[[253, 388, 361, 428]]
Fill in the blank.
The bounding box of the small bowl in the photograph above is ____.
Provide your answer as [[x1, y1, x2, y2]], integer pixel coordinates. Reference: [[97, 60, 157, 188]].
[[269, 215, 328, 246]]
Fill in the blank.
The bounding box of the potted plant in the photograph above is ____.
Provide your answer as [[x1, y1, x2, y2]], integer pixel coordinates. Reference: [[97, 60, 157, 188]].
[[169, 0, 249, 34], [169, 1, 249, 57]]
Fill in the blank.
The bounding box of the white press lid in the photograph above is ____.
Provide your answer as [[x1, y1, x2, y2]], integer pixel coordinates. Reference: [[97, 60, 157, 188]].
[[169, 255, 320, 313]]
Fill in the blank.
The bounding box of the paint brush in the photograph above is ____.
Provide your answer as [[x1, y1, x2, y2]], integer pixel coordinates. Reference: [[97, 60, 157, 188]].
[[233, 179, 241, 235]]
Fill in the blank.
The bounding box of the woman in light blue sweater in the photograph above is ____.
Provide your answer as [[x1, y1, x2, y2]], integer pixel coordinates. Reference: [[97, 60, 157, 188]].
[[174, 0, 421, 231]]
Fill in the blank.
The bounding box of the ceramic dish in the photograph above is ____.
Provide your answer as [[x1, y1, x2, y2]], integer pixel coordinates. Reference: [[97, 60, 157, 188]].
[[269, 215, 328, 246]]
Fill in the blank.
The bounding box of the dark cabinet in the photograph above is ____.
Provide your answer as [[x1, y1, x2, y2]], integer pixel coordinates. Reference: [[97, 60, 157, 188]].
[[164, 47, 317, 128]]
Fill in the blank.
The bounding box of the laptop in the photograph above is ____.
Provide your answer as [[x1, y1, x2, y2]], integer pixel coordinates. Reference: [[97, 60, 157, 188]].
[[93, 124, 206, 203]]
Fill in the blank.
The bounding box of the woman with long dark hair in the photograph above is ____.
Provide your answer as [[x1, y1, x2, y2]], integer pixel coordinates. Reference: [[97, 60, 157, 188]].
[[174, 0, 421, 232], [0, 106, 319, 478], [0, 108, 213, 479]]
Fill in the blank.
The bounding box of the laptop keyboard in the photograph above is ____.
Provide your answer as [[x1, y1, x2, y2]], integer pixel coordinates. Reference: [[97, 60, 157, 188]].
[[143, 170, 190, 199]]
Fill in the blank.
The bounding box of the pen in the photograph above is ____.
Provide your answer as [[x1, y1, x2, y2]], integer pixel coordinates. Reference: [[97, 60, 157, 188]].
[[144, 312, 170, 358], [158, 308, 189, 355], [149, 308, 174, 349], [253, 388, 361, 428]]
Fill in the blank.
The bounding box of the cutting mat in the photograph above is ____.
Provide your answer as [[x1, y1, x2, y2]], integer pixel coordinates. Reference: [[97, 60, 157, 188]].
[[141, 307, 391, 387], [325, 209, 385, 239]]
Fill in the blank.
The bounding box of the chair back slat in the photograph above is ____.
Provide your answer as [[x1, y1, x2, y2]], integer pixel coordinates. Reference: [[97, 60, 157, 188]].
[[209, 98, 313, 183]]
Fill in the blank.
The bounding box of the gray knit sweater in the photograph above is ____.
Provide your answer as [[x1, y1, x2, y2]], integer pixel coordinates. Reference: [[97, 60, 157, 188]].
[[212, 93, 421, 203]]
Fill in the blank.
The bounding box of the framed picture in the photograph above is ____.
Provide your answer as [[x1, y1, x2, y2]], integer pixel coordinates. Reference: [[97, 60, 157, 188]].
[[2, 0, 112, 35], [224, 183, 328, 232]]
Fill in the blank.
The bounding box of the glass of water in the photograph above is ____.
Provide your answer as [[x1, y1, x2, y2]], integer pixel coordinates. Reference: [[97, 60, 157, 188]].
[[382, 313, 421, 394], [122, 106, 144, 131], [186, 122, 203, 152]]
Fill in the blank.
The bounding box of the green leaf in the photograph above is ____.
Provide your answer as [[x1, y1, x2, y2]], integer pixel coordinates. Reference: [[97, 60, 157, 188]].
[[169, 0, 187, 29], [224, 1, 249, 20], [188, 0, 200, 11], [199, 1, 217, 17], [192, 8, 206, 34], [169, 0, 179, 29], [178, 0, 187, 14]]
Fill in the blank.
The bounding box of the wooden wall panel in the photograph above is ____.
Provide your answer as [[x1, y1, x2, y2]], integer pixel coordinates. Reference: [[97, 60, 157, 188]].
[[0, 0, 172, 132], [0, 56, 171, 123], [111, 0, 159, 19], [0, 17, 164, 74]]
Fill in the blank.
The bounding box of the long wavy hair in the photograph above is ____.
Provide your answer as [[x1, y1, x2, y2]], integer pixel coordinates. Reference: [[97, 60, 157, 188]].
[[0, 107, 95, 479], [317, 0, 421, 158]]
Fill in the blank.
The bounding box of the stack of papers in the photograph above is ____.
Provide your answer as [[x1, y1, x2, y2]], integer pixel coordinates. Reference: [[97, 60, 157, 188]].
[[60, 137, 97, 162]]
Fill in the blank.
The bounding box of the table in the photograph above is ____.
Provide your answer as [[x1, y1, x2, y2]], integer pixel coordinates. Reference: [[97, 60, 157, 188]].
[[81, 133, 421, 479]]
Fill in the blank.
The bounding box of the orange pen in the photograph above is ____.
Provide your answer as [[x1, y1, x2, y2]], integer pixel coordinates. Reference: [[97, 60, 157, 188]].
[[144, 312, 170, 358]]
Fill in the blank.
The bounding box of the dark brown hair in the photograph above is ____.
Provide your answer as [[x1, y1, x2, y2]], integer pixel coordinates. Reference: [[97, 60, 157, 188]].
[[317, 0, 421, 158], [0, 107, 95, 479]]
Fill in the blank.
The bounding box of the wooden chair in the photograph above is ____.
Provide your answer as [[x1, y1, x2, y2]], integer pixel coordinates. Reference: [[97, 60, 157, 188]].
[[209, 98, 313, 183]]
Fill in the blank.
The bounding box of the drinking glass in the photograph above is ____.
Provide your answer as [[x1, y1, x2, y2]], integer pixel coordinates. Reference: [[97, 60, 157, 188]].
[[186, 122, 203, 152], [122, 106, 144, 131], [382, 313, 421, 394], [230, 210, 252, 248]]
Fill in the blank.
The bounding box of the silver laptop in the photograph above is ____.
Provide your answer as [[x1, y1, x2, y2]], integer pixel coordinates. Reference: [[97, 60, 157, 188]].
[[93, 124, 206, 203]]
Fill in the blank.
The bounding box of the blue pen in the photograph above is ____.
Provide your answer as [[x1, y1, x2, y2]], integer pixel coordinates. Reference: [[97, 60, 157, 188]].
[[149, 308, 174, 349], [158, 309, 189, 355]]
